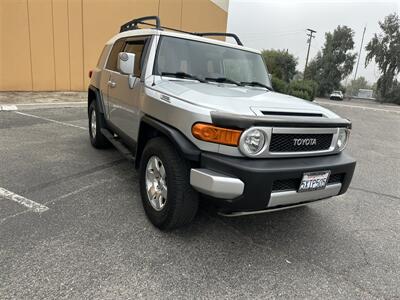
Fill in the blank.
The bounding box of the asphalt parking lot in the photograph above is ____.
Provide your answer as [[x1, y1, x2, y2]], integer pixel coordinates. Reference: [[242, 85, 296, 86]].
[[1, 97, 399, 299]]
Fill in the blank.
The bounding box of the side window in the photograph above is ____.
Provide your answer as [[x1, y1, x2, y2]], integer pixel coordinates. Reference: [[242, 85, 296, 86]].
[[123, 39, 148, 77], [105, 39, 125, 71], [96, 45, 110, 68]]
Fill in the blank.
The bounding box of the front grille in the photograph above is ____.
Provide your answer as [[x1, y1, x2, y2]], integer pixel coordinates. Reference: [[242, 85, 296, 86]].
[[272, 173, 345, 192], [269, 133, 333, 152]]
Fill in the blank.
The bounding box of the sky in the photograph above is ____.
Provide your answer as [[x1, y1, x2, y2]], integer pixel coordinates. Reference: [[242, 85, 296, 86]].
[[227, 0, 400, 84]]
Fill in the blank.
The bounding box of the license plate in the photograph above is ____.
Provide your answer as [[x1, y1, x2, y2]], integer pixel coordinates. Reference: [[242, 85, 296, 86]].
[[298, 170, 330, 192]]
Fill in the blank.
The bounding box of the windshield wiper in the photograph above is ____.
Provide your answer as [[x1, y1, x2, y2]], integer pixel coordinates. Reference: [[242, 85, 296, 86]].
[[241, 81, 272, 91], [161, 72, 206, 83], [205, 77, 242, 87]]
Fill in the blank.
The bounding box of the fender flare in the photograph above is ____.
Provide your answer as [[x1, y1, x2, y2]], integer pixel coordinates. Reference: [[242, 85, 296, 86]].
[[136, 115, 201, 166], [88, 85, 105, 114]]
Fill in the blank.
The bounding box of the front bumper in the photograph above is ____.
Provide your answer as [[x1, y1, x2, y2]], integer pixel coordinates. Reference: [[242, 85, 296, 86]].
[[190, 152, 356, 214]]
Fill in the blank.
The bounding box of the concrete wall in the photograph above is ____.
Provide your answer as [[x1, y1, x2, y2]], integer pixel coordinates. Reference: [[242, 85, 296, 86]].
[[0, 0, 228, 91]]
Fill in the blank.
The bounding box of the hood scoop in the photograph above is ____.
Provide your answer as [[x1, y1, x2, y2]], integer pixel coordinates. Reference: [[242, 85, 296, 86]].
[[260, 111, 324, 118], [250, 106, 327, 118]]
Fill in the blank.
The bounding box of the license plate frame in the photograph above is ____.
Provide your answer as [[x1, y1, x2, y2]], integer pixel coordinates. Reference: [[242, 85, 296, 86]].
[[298, 170, 331, 193]]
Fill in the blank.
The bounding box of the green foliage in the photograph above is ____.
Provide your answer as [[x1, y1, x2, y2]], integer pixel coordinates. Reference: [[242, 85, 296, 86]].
[[305, 26, 357, 96], [271, 75, 318, 101], [289, 90, 309, 101], [382, 80, 400, 104], [288, 80, 318, 101], [261, 49, 298, 83], [345, 76, 371, 96], [365, 13, 400, 103], [271, 76, 288, 93]]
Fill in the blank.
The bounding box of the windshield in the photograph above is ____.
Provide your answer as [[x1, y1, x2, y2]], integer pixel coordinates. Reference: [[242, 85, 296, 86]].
[[154, 36, 271, 88]]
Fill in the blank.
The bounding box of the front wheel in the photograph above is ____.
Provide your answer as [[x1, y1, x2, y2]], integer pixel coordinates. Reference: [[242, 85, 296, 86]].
[[139, 137, 199, 230]]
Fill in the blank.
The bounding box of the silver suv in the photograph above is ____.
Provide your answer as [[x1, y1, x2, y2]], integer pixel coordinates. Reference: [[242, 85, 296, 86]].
[[88, 16, 356, 229]]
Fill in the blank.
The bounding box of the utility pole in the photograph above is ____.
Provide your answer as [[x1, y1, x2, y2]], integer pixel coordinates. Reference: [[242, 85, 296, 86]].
[[304, 28, 316, 79], [353, 26, 367, 82]]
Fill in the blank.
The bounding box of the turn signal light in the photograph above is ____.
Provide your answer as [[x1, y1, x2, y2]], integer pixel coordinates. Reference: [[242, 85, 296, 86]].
[[192, 123, 242, 146]]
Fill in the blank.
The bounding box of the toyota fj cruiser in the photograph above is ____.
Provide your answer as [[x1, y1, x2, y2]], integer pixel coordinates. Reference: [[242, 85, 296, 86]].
[[88, 16, 356, 229]]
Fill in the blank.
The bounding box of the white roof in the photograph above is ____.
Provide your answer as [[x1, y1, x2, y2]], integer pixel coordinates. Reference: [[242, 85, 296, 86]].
[[106, 28, 260, 54]]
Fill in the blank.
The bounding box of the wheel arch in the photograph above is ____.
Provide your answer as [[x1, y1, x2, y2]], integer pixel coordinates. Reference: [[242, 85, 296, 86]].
[[135, 115, 201, 169], [88, 85, 105, 115]]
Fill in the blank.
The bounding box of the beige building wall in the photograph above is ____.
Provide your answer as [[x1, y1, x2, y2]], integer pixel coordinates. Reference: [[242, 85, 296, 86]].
[[0, 0, 229, 91]]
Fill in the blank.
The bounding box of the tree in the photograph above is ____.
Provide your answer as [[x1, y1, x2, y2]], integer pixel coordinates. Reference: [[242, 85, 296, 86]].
[[261, 49, 297, 82], [305, 26, 357, 96], [261, 49, 318, 101], [345, 76, 371, 96], [365, 13, 400, 102]]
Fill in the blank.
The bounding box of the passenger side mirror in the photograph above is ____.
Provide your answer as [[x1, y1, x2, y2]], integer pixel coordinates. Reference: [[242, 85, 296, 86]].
[[117, 52, 136, 88], [118, 52, 135, 75]]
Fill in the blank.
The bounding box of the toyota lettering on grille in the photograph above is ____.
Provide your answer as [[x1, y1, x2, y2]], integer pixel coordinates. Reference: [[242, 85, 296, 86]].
[[293, 138, 317, 146]]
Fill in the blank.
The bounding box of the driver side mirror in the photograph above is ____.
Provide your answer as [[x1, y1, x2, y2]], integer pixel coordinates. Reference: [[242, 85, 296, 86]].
[[118, 52, 135, 75], [117, 52, 136, 88]]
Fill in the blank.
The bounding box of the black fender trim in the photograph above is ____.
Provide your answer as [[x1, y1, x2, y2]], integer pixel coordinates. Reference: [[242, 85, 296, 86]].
[[88, 85, 105, 114], [138, 115, 201, 163]]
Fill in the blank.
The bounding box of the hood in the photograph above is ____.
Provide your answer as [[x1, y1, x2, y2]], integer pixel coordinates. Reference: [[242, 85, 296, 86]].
[[154, 80, 339, 118]]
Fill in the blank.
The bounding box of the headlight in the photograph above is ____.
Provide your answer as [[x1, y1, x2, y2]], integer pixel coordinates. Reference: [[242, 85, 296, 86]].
[[336, 128, 350, 151], [239, 128, 267, 156]]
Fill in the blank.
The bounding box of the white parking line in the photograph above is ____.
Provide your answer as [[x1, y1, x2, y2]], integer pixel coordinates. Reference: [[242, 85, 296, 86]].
[[0, 105, 18, 111], [317, 101, 400, 114], [15, 111, 86, 130], [16, 102, 86, 110], [0, 187, 49, 213], [16, 101, 85, 106]]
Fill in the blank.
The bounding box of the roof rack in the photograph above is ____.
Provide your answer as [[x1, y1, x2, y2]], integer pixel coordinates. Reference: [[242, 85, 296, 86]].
[[120, 16, 161, 32], [193, 32, 243, 46], [119, 16, 243, 46]]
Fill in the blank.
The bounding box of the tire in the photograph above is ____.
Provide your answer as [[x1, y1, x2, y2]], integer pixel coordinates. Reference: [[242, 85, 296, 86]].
[[139, 137, 199, 230], [88, 100, 110, 148]]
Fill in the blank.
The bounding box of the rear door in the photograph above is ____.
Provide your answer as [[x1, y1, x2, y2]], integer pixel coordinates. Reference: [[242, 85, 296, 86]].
[[97, 45, 113, 117], [107, 36, 151, 141]]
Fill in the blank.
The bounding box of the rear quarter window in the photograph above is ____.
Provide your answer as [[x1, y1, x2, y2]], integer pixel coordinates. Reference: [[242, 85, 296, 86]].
[[105, 39, 125, 71], [96, 46, 110, 68]]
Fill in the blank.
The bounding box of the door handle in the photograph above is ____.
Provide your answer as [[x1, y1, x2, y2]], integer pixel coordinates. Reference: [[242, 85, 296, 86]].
[[108, 80, 116, 88]]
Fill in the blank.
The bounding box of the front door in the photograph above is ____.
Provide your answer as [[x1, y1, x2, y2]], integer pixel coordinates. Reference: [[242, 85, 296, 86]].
[[107, 36, 150, 141]]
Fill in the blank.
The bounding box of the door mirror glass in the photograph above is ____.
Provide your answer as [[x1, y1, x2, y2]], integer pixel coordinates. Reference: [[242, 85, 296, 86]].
[[117, 52, 135, 75]]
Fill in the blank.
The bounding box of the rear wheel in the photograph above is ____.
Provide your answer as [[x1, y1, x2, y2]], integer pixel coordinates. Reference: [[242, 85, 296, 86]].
[[88, 101, 110, 148], [139, 137, 199, 230]]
